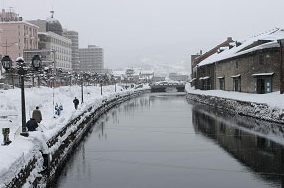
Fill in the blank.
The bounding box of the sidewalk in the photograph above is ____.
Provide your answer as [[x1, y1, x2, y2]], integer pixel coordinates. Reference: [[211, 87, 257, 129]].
[[0, 84, 149, 187], [185, 84, 284, 109]]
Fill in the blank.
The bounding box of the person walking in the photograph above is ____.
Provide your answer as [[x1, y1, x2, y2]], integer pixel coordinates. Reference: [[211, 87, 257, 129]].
[[26, 117, 38, 131], [73, 97, 79, 110], [32, 106, 42, 123], [55, 103, 64, 116]]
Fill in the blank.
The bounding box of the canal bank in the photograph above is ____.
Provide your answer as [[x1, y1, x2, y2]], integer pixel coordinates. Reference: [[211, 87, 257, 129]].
[[186, 86, 284, 124], [54, 93, 284, 188], [1, 89, 149, 188]]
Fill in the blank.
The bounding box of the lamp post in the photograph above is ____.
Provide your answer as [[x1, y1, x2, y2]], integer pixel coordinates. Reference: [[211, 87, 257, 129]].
[[80, 72, 84, 104], [1, 55, 42, 137], [16, 57, 29, 137], [32, 55, 42, 88], [1, 55, 12, 88]]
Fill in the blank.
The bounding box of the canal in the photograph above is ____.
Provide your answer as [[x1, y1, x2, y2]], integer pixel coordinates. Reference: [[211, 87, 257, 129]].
[[55, 94, 284, 188]]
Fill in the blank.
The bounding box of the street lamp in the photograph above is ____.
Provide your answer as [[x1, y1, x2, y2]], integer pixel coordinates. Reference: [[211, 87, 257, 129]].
[[31, 55, 42, 71], [80, 72, 84, 103], [32, 55, 42, 87], [16, 57, 29, 137], [1, 55, 12, 70], [16, 55, 41, 137]]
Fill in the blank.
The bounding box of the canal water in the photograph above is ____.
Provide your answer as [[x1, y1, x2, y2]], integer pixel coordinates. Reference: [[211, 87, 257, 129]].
[[55, 94, 284, 188]]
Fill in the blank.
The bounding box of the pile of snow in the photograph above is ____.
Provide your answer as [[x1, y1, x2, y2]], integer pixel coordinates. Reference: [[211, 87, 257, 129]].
[[0, 84, 148, 187], [185, 84, 284, 109]]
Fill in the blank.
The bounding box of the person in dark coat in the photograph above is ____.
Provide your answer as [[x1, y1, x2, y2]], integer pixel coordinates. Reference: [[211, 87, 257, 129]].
[[26, 118, 38, 131], [32, 106, 42, 123], [55, 103, 64, 116], [73, 97, 79, 110]]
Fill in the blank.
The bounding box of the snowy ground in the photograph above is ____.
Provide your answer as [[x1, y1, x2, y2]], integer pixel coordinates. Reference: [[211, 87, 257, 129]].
[[0, 84, 148, 186], [185, 84, 284, 109]]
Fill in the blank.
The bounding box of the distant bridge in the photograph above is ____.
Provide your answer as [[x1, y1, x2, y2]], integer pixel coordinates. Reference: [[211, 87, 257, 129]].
[[149, 82, 185, 93]]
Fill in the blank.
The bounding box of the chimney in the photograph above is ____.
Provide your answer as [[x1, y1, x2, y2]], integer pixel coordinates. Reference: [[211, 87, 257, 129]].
[[200, 50, 202, 55]]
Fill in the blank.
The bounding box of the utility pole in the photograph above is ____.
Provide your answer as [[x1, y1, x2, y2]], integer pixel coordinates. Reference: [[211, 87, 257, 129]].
[[279, 39, 284, 94]]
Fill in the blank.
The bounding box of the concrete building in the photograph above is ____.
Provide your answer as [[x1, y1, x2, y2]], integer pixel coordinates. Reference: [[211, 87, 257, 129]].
[[193, 28, 284, 94], [79, 45, 104, 73], [27, 14, 72, 71], [0, 9, 38, 64], [63, 30, 79, 72]]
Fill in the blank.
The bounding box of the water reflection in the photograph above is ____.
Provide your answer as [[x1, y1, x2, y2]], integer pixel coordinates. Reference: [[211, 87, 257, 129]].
[[54, 95, 284, 188], [192, 106, 284, 186]]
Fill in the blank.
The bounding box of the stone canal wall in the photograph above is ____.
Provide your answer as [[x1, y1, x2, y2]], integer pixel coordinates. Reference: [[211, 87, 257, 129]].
[[186, 93, 284, 124], [3, 90, 148, 188]]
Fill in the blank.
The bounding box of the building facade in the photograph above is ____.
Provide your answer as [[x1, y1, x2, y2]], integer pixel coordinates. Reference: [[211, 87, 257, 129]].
[[192, 28, 284, 94], [63, 30, 79, 72], [27, 16, 72, 71], [0, 9, 38, 64], [79, 45, 104, 73]]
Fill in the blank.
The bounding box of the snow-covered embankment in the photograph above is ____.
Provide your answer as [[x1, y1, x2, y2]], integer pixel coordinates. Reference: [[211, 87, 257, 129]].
[[0, 85, 149, 188], [185, 84, 284, 124]]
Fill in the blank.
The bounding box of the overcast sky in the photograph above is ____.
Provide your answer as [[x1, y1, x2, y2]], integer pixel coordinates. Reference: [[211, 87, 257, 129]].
[[4, 0, 284, 69]]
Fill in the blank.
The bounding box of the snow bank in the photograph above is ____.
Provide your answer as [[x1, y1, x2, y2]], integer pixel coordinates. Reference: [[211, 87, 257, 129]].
[[186, 84, 284, 123], [0, 84, 149, 187]]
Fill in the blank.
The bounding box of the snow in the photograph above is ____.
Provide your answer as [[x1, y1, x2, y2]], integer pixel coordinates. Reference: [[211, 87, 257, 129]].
[[185, 84, 284, 109], [252, 72, 274, 76], [197, 28, 284, 67], [16, 57, 24, 62], [0, 84, 149, 187], [231, 74, 241, 78], [199, 76, 210, 80], [0, 21, 39, 28]]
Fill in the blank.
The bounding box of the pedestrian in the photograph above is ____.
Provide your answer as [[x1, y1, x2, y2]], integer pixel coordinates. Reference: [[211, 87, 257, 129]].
[[59, 103, 63, 112], [55, 103, 63, 116], [26, 117, 38, 131], [32, 106, 42, 123], [73, 97, 79, 110], [55, 103, 60, 116]]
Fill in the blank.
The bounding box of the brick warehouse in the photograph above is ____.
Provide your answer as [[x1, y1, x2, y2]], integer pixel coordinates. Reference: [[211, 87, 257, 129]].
[[191, 28, 284, 94]]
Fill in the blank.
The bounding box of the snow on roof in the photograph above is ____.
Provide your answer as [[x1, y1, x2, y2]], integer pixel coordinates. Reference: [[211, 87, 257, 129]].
[[252, 72, 274, 76], [198, 28, 284, 67], [0, 21, 39, 28]]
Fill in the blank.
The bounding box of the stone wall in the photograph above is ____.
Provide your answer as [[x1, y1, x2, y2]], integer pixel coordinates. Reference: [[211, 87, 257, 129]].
[[187, 93, 284, 124]]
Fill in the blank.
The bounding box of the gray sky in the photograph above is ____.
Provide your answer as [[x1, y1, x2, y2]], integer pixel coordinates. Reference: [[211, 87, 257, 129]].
[[5, 0, 284, 69]]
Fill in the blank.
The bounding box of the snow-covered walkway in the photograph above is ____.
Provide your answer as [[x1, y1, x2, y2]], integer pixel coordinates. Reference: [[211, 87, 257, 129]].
[[0, 85, 147, 187], [185, 84, 284, 110]]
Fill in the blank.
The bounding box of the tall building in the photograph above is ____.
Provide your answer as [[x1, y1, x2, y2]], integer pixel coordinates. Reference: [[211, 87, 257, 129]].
[[0, 9, 38, 64], [27, 13, 72, 71], [79, 45, 104, 73], [63, 30, 79, 72]]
